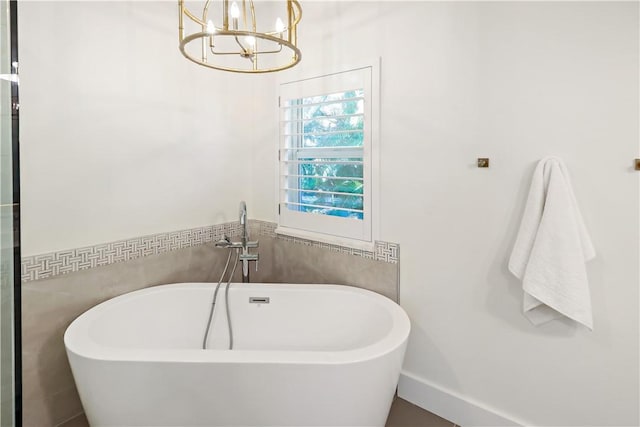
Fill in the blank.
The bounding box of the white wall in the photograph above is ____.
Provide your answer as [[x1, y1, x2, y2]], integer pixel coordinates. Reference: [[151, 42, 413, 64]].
[[252, 2, 640, 425], [19, 1, 272, 256]]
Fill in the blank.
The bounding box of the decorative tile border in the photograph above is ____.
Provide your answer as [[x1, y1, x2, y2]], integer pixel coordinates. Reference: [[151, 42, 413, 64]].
[[22, 220, 399, 282], [22, 222, 236, 282], [375, 241, 399, 263]]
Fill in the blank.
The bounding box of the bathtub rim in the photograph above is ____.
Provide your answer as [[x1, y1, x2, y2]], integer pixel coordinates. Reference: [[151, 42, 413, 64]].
[[64, 282, 410, 365]]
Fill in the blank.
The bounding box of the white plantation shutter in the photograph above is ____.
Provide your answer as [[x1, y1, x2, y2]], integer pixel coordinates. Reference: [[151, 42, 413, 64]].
[[278, 67, 374, 242]]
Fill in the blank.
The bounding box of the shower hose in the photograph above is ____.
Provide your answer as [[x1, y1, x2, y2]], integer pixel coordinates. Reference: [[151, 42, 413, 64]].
[[202, 248, 239, 350]]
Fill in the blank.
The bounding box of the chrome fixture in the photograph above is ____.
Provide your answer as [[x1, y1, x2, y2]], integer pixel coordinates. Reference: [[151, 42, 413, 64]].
[[239, 201, 248, 239], [238, 201, 259, 282], [178, 0, 302, 73], [215, 235, 233, 248], [214, 201, 259, 282]]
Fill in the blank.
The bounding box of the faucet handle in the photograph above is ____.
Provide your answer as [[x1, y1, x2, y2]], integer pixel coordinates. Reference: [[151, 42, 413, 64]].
[[214, 235, 232, 248], [239, 253, 258, 261]]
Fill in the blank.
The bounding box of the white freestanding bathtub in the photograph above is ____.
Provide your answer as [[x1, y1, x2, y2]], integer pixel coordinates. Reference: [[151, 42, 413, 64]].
[[64, 282, 410, 427]]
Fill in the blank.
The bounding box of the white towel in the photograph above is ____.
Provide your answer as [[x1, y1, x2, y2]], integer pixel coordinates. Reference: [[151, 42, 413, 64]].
[[508, 157, 596, 329]]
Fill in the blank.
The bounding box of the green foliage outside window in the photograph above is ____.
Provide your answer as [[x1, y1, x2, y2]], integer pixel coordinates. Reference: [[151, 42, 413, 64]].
[[288, 90, 365, 219]]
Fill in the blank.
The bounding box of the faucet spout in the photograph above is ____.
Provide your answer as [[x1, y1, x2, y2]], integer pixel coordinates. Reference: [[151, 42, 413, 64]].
[[239, 201, 247, 225], [239, 201, 248, 242]]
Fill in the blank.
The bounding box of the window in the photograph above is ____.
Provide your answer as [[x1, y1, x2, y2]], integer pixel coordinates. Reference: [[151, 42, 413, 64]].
[[277, 65, 378, 244]]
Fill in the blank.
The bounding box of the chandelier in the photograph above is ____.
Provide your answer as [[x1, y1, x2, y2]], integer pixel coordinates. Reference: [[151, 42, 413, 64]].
[[178, 0, 302, 73]]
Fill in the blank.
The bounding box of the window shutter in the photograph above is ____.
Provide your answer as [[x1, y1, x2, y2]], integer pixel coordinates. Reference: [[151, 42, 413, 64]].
[[278, 67, 373, 242]]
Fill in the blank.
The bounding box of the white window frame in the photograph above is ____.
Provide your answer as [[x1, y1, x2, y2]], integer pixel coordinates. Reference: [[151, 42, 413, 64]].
[[275, 60, 380, 250]]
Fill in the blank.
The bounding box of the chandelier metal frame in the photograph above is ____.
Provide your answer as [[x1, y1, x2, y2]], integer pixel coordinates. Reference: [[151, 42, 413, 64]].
[[178, 0, 302, 73]]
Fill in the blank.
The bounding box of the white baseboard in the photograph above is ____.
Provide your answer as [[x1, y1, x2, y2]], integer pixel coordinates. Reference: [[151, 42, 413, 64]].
[[398, 371, 526, 427]]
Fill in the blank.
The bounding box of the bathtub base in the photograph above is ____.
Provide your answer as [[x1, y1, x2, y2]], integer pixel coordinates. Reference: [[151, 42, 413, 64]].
[[69, 351, 405, 427]]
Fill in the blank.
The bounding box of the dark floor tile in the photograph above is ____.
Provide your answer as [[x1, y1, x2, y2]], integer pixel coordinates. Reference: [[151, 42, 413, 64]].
[[56, 412, 89, 427], [54, 398, 450, 427], [386, 397, 454, 427]]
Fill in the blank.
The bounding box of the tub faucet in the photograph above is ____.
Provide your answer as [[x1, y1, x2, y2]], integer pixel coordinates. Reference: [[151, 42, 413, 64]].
[[238, 201, 259, 282], [214, 201, 259, 282]]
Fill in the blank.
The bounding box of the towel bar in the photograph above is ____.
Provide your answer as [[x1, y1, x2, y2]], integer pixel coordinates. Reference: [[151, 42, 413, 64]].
[[635, 159, 640, 171]]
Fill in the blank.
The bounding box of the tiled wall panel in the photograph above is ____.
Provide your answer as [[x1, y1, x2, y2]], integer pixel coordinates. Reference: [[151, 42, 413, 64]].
[[22, 220, 400, 427]]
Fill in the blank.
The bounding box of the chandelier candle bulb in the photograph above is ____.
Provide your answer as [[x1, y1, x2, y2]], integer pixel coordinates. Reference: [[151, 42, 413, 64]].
[[230, 1, 240, 29], [206, 20, 215, 34], [276, 17, 285, 37], [230, 2, 240, 18]]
